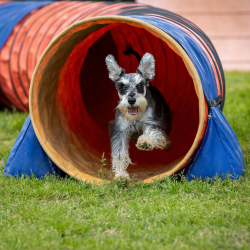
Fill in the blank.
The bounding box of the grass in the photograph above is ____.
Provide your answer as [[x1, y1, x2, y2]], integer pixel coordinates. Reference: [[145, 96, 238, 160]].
[[0, 72, 249, 250]]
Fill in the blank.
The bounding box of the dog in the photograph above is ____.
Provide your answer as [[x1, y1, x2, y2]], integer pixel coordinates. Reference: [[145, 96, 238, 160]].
[[106, 45, 172, 180]]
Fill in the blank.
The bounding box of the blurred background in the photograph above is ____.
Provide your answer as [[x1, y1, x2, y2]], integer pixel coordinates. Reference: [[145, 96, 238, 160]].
[[137, 0, 250, 71]]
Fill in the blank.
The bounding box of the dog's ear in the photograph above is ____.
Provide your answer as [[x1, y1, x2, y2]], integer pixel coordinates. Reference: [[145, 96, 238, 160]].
[[137, 53, 155, 80], [105, 55, 124, 82]]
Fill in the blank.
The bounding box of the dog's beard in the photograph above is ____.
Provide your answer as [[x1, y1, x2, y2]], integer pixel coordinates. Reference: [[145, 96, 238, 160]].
[[117, 95, 148, 121]]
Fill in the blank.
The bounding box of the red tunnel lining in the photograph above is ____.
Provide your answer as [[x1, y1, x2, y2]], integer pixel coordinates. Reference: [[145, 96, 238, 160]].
[[56, 23, 203, 173]]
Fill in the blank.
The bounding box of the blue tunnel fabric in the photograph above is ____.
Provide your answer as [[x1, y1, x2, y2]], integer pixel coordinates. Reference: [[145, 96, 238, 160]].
[[4, 115, 64, 178], [131, 16, 245, 180], [184, 108, 245, 180], [0, 1, 52, 50], [130, 16, 218, 102], [131, 16, 244, 179], [3, 14, 245, 180]]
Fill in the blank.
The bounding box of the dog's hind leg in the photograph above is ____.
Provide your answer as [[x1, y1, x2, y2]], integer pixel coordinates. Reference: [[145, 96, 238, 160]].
[[136, 126, 172, 151], [110, 132, 131, 180]]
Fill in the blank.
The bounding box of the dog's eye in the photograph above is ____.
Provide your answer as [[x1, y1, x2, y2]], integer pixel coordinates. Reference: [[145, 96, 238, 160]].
[[119, 84, 126, 89], [118, 84, 127, 93], [137, 84, 143, 89]]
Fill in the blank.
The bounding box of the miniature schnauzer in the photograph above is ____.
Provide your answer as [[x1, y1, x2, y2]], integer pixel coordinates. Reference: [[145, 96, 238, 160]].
[[106, 45, 172, 180]]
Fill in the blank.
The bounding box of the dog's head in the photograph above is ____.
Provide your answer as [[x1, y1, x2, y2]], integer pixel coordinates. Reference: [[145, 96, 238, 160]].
[[105, 53, 155, 121]]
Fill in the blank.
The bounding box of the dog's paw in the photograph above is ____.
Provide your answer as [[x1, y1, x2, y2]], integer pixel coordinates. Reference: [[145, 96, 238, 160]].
[[115, 170, 130, 181], [138, 142, 153, 151], [136, 136, 154, 151]]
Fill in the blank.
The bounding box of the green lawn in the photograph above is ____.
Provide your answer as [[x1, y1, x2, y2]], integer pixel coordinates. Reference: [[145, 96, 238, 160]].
[[0, 72, 249, 250]]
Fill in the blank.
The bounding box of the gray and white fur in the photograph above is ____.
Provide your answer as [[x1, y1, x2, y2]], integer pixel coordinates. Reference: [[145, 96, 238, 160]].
[[106, 51, 172, 179]]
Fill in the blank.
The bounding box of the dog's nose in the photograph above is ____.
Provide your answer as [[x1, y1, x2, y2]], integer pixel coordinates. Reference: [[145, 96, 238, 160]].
[[128, 97, 136, 105]]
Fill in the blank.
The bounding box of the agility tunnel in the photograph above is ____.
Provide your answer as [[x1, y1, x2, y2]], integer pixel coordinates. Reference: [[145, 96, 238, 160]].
[[2, 1, 245, 182]]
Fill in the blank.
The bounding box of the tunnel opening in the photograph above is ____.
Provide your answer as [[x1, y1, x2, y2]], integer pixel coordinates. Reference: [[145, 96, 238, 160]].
[[32, 18, 207, 182]]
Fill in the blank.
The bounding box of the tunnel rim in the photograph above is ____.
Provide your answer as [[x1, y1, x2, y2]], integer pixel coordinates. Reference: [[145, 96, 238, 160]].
[[29, 15, 205, 184]]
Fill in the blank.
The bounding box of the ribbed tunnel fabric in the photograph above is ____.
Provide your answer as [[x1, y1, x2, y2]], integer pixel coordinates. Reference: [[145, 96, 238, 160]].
[[0, 1, 224, 111], [2, 2, 244, 182]]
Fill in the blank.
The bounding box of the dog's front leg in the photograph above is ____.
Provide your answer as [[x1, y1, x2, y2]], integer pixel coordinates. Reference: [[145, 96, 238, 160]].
[[111, 131, 131, 180], [136, 126, 172, 151]]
